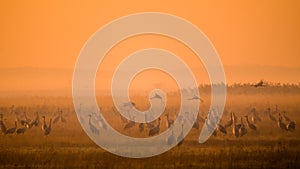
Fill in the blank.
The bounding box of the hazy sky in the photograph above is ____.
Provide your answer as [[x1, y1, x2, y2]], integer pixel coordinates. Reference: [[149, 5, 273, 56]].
[[0, 1, 299, 94]]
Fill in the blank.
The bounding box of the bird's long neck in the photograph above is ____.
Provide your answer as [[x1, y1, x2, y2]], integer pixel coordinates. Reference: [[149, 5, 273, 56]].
[[49, 119, 52, 128], [245, 117, 249, 124], [278, 116, 282, 123], [231, 113, 235, 124]]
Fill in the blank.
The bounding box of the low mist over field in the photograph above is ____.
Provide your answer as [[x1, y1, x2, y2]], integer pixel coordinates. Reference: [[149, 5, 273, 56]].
[[0, 84, 299, 168], [0, 66, 299, 96]]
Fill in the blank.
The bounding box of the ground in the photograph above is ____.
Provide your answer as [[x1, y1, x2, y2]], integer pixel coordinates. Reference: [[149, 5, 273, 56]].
[[0, 85, 299, 168]]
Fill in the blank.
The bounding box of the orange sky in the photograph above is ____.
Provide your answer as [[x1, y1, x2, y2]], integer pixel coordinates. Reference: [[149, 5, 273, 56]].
[[0, 1, 299, 94]]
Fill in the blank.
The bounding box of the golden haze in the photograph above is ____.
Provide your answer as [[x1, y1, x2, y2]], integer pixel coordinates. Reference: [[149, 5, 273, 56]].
[[0, 1, 299, 95]]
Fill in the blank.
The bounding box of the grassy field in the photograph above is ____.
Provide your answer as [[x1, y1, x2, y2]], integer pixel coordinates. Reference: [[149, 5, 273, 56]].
[[0, 85, 300, 168]]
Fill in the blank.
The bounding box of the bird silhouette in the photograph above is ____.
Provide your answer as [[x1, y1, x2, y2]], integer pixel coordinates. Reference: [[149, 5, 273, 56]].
[[150, 93, 162, 100], [245, 116, 257, 131], [123, 102, 136, 108], [16, 127, 26, 135], [253, 80, 265, 87], [167, 125, 175, 145], [238, 117, 247, 137], [124, 117, 135, 130], [177, 124, 184, 147], [6, 121, 17, 134], [0, 114, 7, 134], [44, 119, 52, 135], [53, 111, 67, 124], [138, 123, 144, 132], [277, 114, 288, 131], [287, 121, 296, 131], [42, 116, 52, 135], [283, 111, 291, 122], [165, 113, 174, 128], [148, 118, 161, 136], [27, 112, 40, 128], [88, 115, 99, 135], [217, 124, 227, 134], [187, 96, 204, 102]]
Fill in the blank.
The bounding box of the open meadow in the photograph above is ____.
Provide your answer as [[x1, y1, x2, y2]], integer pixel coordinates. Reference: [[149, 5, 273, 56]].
[[0, 84, 300, 168]]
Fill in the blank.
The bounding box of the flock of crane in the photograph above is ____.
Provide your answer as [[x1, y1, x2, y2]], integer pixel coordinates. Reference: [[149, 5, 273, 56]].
[[0, 109, 66, 136], [85, 82, 296, 146], [0, 79, 296, 148], [0, 102, 296, 148], [84, 101, 296, 147]]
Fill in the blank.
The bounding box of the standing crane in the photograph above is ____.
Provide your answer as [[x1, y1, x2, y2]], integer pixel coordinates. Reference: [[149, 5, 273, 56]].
[[283, 111, 291, 122], [277, 114, 288, 131], [267, 108, 277, 123], [205, 117, 217, 136], [217, 124, 227, 134], [30, 112, 40, 127], [15, 112, 31, 129], [138, 123, 144, 132], [16, 127, 26, 135], [165, 113, 174, 128], [124, 116, 136, 130], [238, 117, 247, 137], [91, 111, 107, 130], [286, 121, 296, 131], [224, 114, 233, 129], [250, 108, 261, 123], [282, 112, 296, 131], [0, 114, 7, 134], [149, 118, 161, 136], [167, 125, 175, 145], [245, 115, 257, 131], [192, 119, 200, 130], [53, 111, 67, 124], [232, 112, 240, 137], [177, 124, 184, 147], [88, 114, 99, 135], [6, 121, 17, 134], [23, 112, 31, 128], [42, 116, 52, 135], [44, 119, 52, 136]]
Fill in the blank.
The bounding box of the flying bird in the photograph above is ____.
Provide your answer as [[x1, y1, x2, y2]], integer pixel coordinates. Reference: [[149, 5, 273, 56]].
[[253, 80, 265, 87], [123, 102, 136, 108], [187, 96, 204, 102], [150, 93, 162, 100]]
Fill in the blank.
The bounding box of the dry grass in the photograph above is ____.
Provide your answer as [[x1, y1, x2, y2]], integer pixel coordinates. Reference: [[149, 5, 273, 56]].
[[0, 85, 300, 168]]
